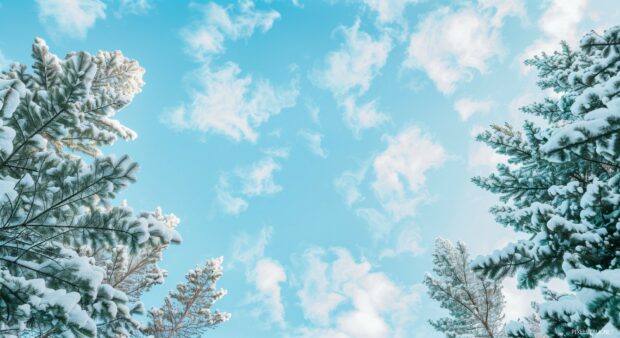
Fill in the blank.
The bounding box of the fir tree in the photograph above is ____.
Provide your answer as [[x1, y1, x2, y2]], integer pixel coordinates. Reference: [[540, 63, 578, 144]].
[[0, 38, 229, 337], [425, 238, 505, 338], [472, 25, 620, 337]]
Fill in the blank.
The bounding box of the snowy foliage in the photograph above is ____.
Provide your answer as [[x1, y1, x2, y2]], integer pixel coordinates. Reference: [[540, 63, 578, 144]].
[[472, 25, 620, 337], [144, 257, 231, 338], [0, 38, 228, 337], [425, 238, 505, 338]]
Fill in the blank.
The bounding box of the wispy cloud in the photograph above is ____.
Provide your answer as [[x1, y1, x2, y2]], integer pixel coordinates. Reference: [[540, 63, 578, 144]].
[[334, 166, 367, 207], [379, 226, 425, 258], [334, 127, 444, 255], [36, 0, 106, 39], [241, 157, 283, 196], [162, 62, 298, 142], [232, 227, 287, 326], [342, 96, 389, 137], [517, 0, 620, 73], [182, 1, 280, 60], [165, 1, 297, 142], [454, 98, 493, 121], [334, 0, 419, 40], [117, 0, 152, 16], [313, 20, 390, 134], [356, 208, 392, 241], [215, 176, 249, 215], [216, 151, 287, 215], [371, 127, 446, 221], [252, 258, 287, 325], [314, 20, 391, 97], [298, 130, 327, 158], [404, 1, 524, 94], [306, 100, 321, 125], [358, 0, 418, 25], [295, 247, 420, 338]]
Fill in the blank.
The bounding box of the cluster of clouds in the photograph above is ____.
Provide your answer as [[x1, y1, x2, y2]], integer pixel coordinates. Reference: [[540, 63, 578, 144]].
[[164, 1, 299, 143], [295, 247, 420, 338], [335, 126, 445, 257], [164, 62, 298, 142], [181, 1, 280, 60], [231, 226, 421, 337]]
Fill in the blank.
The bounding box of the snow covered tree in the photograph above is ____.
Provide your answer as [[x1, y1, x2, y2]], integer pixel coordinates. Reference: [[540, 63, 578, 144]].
[[0, 38, 229, 337], [425, 238, 505, 338], [93, 205, 181, 304], [471, 25, 620, 337], [144, 257, 231, 338], [506, 302, 544, 338]]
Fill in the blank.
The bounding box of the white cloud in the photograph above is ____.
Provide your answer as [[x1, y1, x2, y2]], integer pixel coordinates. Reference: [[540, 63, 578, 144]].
[[518, 0, 620, 73], [334, 166, 367, 207], [379, 226, 425, 258], [405, 7, 496, 94], [216, 155, 285, 215], [297, 248, 346, 325], [232, 227, 287, 325], [241, 157, 282, 196], [215, 176, 249, 215], [296, 248, 420, 338], [356, 208, 425, 257], [314, 20, 391, 133], [341, 96, 388, 137], [404, 1, 523, 94], [163, 62, 298, 142], [36, 0, 106, 39], [252, 258, 287, 325], [372, 127, 446, 220], [518, 0, 586, 72], [299, 130, 327, 158], [333, 128, 441, 259], [358, 0, 418, 24], [118, 0, 151, 15], [315, 20, 391, 97], [169, 2, 295, 142], [183, 1, 280, 59], [479, 0, 526, 27], [356, 208, 392, 241], [454, 98, 493, 121], [262, 147, 290, 159], [306, 101, 321, 125], [502, 277, 570, 322], [232, 226, 272, 265]]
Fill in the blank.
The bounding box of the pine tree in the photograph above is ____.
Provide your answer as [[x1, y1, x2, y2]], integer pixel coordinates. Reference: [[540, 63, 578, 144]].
[[425, 238, 505, 338], [144, 257, 231, 338], [0, 38, 229, 337], [472, 25, 620, 337]]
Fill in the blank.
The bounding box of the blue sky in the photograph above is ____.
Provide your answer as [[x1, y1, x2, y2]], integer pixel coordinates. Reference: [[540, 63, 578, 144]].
[[1, 1, 619, 337]]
